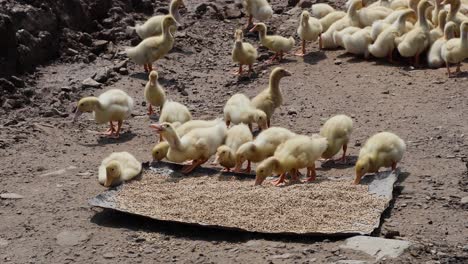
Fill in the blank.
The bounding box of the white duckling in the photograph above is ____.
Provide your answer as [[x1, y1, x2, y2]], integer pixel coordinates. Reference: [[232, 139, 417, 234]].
[[243, 0, 273, 28], [441, 21, 468, 77], [135, 0, 185, 39], [397, 0, 433, 66], [158, 100, 191, 141], [144, 70, 166, 116], [232, 29, 258, 75], [311, 3, 336, 18], [216, 124, 253, 172], [224, 93, 268, 131], [251, 67, 291, 128], [74, 89, 133, 138], [368, 0, 392, 8], [334, 27, 361, 48], [296, 10, 323, 55], [320, 115, 353, 163], [235, 127, 296, 173], [152, 122, 227, 173], [322, 0, 363, 49], [126, 15, 177, 72], [343, 27, 374, 58], [358, 4, 393, 27], [429, 10, 448, 44], [249, 23, 295, 63], [255, 135, 328, 186], [98, 152, 142, 187], [428, 21, 457, 68], [442, 0, 468, 32], [354, 132, 406, 184], [320, 11, 347, 32]]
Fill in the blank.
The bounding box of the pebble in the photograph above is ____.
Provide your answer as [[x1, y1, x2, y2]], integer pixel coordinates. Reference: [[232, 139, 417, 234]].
[[81, 78, 101, 88], [103, 252, 116, 259], [0, 193, 24, 199], [9, 76, 25, 88], [460, 196, 468, 205], [271, 253, 294, 259], [119, 67, 129, 75]]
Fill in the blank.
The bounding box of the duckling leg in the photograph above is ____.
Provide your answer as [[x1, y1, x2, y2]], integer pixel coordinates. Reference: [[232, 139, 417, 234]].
[[391, 161, 397, 171], [289, 169, 301, 184], [267, 118, 271, 128], [387, 51, 393, 63], [147, 104, 154, 116], [245, 15, 253, 29], [148, 64, 153, 72], [334, 144, 348, 164], [455, 63, 461, 74], [243, 160, 251, 173], [100, 121, 116, 136], [272, 173, 286, 186], [233, 65, 243, 75], [414, 53, 420, 67], [319, 34, 322, 50], [279, 51, 284, 61], [446, 61, 452, 77], [267, 53, 279, 64], [304, 166, 317, 182], [248, 64, 255, 75], [181, 158, 207, 174], [295, 40, 306, 57], [111, 120, 123, 138]]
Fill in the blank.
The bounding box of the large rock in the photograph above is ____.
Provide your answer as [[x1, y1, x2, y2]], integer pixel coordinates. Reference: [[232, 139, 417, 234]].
[[340, 236, 411, 260], [0, 14, 17, 77]]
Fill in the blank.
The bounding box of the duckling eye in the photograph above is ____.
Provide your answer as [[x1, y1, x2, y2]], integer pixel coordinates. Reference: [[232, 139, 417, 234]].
[[156, 151, 159, 154]]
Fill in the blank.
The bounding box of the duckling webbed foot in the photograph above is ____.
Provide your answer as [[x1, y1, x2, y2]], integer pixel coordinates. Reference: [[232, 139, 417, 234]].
[[181, 158, 207, 174], [108, 120, 123, 139], [294, 40, 306, 57], [99, 121, 117, 136], [233, 65, 243, 75], [303, 167, 317, 182], [147, 105, 154, 116], [272, 173, 286, 186], [244, 15, 253, 29]]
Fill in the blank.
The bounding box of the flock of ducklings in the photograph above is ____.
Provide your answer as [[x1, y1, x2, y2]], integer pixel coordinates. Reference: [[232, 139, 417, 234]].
[[75, 0, 462, 188]]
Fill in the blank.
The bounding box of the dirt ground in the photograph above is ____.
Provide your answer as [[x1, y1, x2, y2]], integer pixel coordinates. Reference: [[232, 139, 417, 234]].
[[1, 0, 468, 263]]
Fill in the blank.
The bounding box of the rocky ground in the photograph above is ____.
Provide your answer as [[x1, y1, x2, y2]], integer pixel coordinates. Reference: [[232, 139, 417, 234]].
[[1, 0, 467, 263]]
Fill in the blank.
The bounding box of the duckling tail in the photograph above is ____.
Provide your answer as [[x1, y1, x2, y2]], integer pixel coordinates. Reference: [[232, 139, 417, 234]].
[[257, 6, 273, 21]]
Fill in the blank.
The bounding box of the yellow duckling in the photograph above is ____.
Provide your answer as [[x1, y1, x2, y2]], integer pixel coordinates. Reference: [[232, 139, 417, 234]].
[[442, 0, 468, 33], [98, 152, 142, 187], [334, 27, 361, 48], [296, 11, 323, 56], [320, 115, 353, 163], [320, 11, 347, 32], [368, 0, 392, 8], [390, 0, 410, 10], [342, 26, 374, 58], [144, 70, 166, 116], [354, 132, 406, 184], [249, 23, 295, 63], [224, 93, 268, 131], [135, 0, 185, 39], [216, 124, 253, 172], [441, 21, 468, 77], [427, 21, 457, 68], [311, 3, 336, 18], [358, 4, 393, 27], [322, 0, 363, 49], [158, 100, 192, 141], [251, 67, 291, 127], [429, 10, 448, 44], [243, 0, 273, 28], [397, 0, 433, 66], [126, 16, 177, 72], [74, 89, 133, 138], [432, 0, 444, 26], [232, 29, 258, 75], [235, 127, 296, 173], [152, 122, 227, 173], [255, 135, 328, 186], [369, 9, 415, 62]]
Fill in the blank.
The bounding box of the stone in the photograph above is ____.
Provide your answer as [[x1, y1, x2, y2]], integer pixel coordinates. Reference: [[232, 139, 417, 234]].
[[93, 68, 110, 83], [119, 67, 129, 75], [299, 0, 313, 8], [271, 253, 294, 259], [0, 238, 8, 247], [334, 261, 369, 264], [92, 40, 109, 54], [460, 196, 468, 205], [288, 0, 300, 6], [56, 230, 90, 246], [224, 5, 242, 19], [9, 76, 25, 88], [0, 193, 24, 199], [340, 236, 411, 260], [113, 59, 128, 71], [103, 252, 116, 259], [81, 78, 101, 88], [0, 78, 16, 93]]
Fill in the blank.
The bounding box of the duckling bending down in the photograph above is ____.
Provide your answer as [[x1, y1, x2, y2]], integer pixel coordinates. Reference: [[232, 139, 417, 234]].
[[342, 26, 374, 58], [320, 115, 353, 163], [144, 71, 166, 116], [232, 29, 258, 75], [152, 122, 227, 173], [255, 135, 328, 186], [151, 118, 224, 161], [312, 3, 336, 18], [320, 11, 347, 32], [126, 16, 177, 72], [296, 11, 323, 56], [441, 21, 468, 77], [358, 5, 393, 27], [354, 132, 406, 184], [251, 67, 291, 127], [333, 27, 361, 48], [216, 124, 253, 172], [74, 89, 133, 138], [243, 0, 273, 28], [427, 21, 457, 68], [224, 93, 268, 131], [235, 127, 296, 173], [135, 0, 185, 39], [249, 23, 295, 63], [98, 152, 142, 187], [397, 0, 433, 66], [158, 100, 192, 141]]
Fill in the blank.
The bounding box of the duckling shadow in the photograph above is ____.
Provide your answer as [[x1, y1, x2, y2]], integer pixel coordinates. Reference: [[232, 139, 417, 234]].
[[79, 132, 137, 147], [130, 72, 149, 81], [303, 51, 327, 65], [451, 71, 468, 79], [319, 155, 358, 171]]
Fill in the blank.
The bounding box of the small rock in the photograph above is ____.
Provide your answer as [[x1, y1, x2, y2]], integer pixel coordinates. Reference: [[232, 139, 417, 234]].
[[67, 48, 79, 55], [9, 76, 25, 88], [81, 78, 101, 88], [113, 59, 128, 71], [93, 68, 110, 83], [224, 5, 242, 19], [92, 40, 109, 54], [56, 230, 90, 246], [340, 236, 411, 260], [103, 252, 116, 259], [0, 193, 24, 199], [271, 253, 294, 259], [382, 90, 390, 94], [0, 238, 8, 247], [119, 67, 129, 75], [195, 3, 208, 14], [0, 78, 15, 93], [288, 108, 297, 115], [299, 0, 313, 8], [334, 59, 343, 65], [462, 245, 468, 252], [288, 0, 300, 6], [354, 140, 361, 147], [460, 196, 468, 205], [383, 229, 400, 239]]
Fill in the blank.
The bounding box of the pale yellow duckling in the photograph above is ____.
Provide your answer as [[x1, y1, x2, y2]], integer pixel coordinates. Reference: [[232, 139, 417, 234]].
[[296, 11, 323, 55], [334, 27, 361, 48], [243, 0, 273, 28], [232, 29, 258, 75], [320, 11, 347, 32], [320, 115, 353, 163], [397, 0, 433, 66], [216, 124, 253, 172], [249, 23, 295, 63], [135, 0, 185, 39], [430, 10, 448, 44], [322, 0, 363, 49], [358, 4, 393, 27], [74, 89, 133, 138], [428, 21, 457, 68], [442, 0, 468, 33], [368, 0, 392, 8], [255, 135, 328, 186], [98, 152, 142, 187], [311, 3, 336, 18], [251, 67, 291, 127], [235, 127, 296, 173], [432, 0, 443, 26], [354, 132, 406, 184], [144, 70, 166, 116], [369, 9, 415, 61], [390, 0, 410, 10], [224, 93, 268, 131], [126, 16, 177, 72], [343, 26, 374, 58], [441, 21, 468, 77], [158, 100, 191, 141], [152, 122, 227, 173]]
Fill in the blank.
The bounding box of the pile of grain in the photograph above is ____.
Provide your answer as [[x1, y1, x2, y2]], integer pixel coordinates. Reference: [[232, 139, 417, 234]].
[[115, 171, 388, 234]]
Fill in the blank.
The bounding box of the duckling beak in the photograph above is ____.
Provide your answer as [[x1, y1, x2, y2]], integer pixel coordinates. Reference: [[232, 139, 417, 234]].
[[353, 173, 363, 185], [104, 177, 112, 187], [150, 124, 163, 133], [254, 176, 265, 186], [73, 109, 82, 122], [284, 70, 292, 77], [249, 25, 257, 32]]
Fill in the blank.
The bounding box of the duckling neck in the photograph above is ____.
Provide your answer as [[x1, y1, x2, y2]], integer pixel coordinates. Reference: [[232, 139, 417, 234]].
[[162, 23, 173, 40], [417, 5, 429, 30], [396, 14, 409, 30], [348, 2, 360, 20], [170, 0, 182, 23], [266, 157, 281, 172], [462, 30, 468, 48], [164, 131, 184, 151], [448, 1, 460, 19], [269, 74, 283, 94], [258, 30, 267, 43]]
